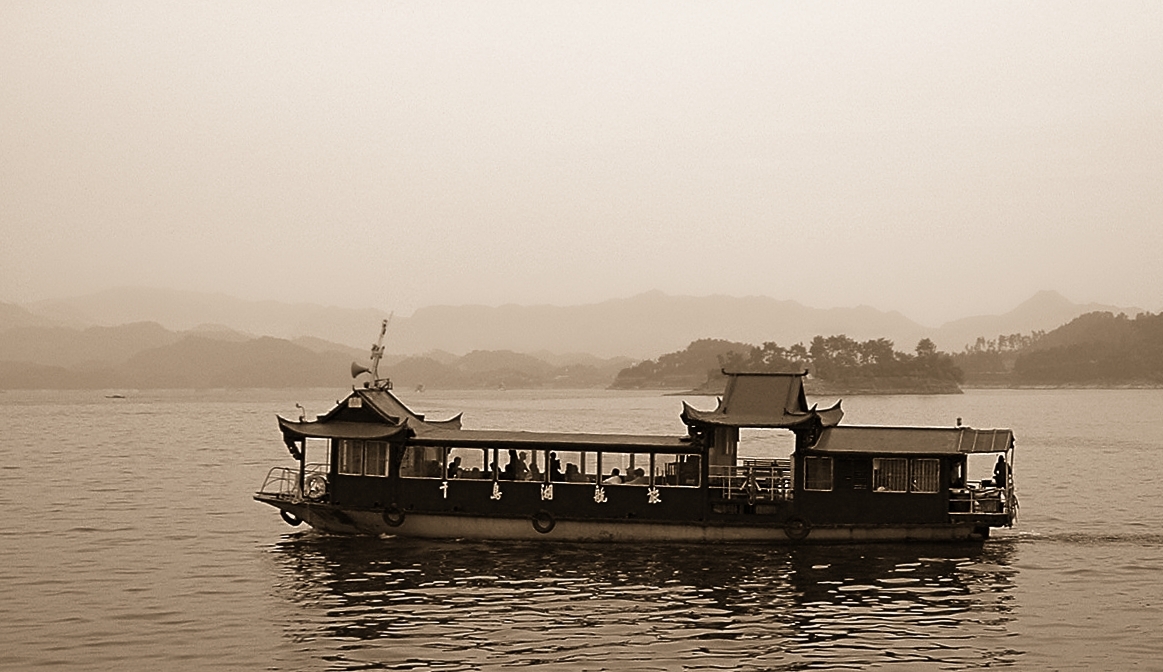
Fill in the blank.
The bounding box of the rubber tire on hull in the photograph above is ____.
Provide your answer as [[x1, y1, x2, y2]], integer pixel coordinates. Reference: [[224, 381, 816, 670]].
[[280, 509, 303, 527], [531, 509, 556, 534], [382, 505, 405, 527], [784, 516, 811, 540]]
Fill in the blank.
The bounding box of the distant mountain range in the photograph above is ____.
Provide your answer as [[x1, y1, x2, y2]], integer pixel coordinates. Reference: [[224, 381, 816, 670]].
[[0, 318, 630, 390], [0, 287, 1148, 390], [6, 287, 1142, 359]]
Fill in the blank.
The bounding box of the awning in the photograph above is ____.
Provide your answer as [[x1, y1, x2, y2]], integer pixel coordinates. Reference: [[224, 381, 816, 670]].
[[809, 426, 1014, 456], [408, 428, 696, 454]]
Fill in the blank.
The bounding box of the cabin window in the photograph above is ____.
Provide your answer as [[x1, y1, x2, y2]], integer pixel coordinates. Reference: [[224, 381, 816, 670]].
[[553, 451, 598, 483], [493, 448, 538, 481], [598, 452, 649, 485], [446, 447, 488, 479], [363, 441, 388, 476], [338, 439, 363, 475], [400, 445, 443, 479], [336, 439, 388, 477], [657, 454, 701, 487], [804, 456, 833, 491], [910, 458, 941, 493], [873, 458, 909, 492]]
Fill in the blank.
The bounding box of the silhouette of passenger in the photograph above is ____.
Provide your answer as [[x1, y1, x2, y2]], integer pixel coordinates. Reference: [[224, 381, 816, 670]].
[[515, 451, 531, 480], [502, 449, 519, 480], [549, 452, 565, 482]]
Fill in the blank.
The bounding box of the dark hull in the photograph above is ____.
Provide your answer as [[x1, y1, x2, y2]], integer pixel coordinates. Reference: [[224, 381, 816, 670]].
[[256, 494, 990, 543]]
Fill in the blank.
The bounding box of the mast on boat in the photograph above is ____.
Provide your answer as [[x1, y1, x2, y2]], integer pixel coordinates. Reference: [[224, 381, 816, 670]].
[[351, 313, 393, 389]]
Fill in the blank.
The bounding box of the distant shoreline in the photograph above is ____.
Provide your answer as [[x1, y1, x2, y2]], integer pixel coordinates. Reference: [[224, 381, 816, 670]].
[[962, 382, 1163, 390], [668, 377, 963, 396], [3, 381, 1162, 393]]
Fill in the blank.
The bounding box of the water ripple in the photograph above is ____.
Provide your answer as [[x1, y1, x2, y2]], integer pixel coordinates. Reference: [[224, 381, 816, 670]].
[[262, 536, 1022, 671]]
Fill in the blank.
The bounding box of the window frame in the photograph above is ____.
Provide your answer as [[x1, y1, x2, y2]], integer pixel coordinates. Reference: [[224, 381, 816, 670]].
[[873, 457, 909, 492], [909, 458, 941, 493], [336, 439, 389, 477], [803, 456, 834, 492]]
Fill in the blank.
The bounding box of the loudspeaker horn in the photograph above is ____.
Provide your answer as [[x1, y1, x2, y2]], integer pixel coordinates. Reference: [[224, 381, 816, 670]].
[[351, 361, 372, 379]]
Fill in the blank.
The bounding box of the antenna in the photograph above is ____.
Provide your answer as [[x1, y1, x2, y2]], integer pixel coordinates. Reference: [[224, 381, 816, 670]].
[[351, 314, 394, 389]]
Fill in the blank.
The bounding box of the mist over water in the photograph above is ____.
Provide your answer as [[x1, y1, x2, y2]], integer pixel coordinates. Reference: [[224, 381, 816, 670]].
[[2, 388, 1161, 670]]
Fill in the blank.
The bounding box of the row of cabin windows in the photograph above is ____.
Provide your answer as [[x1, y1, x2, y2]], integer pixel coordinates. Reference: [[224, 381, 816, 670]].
[[804, 456, 943, 493], [340, 443, 944, 495], [335, 440, 702, 487]]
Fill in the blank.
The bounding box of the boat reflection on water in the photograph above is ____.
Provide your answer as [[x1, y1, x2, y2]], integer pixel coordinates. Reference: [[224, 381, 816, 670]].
[[267, 535, 1022, 670]]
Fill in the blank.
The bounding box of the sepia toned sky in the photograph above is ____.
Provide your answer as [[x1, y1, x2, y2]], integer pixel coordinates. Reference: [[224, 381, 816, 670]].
[[2, 1, 1160, 326]]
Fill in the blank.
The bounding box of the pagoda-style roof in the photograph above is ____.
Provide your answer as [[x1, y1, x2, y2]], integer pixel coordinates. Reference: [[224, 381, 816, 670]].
[[277, 416, 410, 442], [681, 371, 843, 429], [277, 385, 462, 445]]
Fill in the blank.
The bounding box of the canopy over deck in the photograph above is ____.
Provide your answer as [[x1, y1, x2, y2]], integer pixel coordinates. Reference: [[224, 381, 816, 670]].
[[810, 426, 1014, 455], [681, 372, 843, 429], [410, 428, 694, 453]]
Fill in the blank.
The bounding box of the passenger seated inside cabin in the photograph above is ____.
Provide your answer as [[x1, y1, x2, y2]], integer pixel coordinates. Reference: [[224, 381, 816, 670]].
[[466, 467, 482, 479], [564, 463, 582, 482], [447, 456, 462, 479], [603, 468, 623, 484], [994, 455, 1007, 488], [529, 462, 542, 481], [626, 468, 649, 485]]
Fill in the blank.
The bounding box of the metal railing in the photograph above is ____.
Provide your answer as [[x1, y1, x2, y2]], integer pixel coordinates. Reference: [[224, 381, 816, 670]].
[[258, 463, 328, 499], [948, 485, 1011, 517], [709, 459, 792, 502]]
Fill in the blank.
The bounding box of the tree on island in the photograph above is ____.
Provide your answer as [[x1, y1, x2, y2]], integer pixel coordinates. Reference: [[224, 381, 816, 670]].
[[611, 335, 963, 390]]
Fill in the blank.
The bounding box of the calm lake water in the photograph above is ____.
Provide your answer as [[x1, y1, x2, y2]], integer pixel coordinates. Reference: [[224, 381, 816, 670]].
[[2, 387, 1161, 670]]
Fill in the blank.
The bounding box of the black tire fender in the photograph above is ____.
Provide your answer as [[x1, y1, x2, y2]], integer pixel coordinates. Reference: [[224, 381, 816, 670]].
[[531, 509, 556, 534], [382, 505, 406, 528], [784, 515, 811, 540], [280, 509, 303, 527]]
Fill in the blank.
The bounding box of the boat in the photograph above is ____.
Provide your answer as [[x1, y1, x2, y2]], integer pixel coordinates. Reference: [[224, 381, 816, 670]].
[[255, 327, 1017, 543]]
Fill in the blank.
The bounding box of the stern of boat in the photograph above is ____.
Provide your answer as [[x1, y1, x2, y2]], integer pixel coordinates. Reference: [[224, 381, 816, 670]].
[[254, 464, 345, 530]]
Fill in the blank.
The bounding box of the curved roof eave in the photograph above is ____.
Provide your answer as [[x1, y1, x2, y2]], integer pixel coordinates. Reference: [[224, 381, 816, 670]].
[[277, 415, 411, 443]]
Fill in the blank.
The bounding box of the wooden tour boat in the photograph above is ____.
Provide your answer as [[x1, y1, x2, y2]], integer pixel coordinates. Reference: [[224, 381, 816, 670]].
[[255, 326, 1017, 543]]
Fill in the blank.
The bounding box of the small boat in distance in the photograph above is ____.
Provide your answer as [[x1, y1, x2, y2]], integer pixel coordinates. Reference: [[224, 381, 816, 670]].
[[255, 326, 1017, 543]]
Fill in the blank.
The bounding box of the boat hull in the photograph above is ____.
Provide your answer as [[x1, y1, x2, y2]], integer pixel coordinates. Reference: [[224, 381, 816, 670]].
[[256, 495, 989, 543]]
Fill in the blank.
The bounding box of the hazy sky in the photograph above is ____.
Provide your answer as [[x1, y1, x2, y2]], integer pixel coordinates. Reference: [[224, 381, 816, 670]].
[[2, 1, 1160, 326]]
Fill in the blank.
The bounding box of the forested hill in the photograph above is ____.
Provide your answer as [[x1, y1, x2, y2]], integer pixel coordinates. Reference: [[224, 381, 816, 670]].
[[611, 336, 963, 394], [1010, 311, 1163, 385]]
